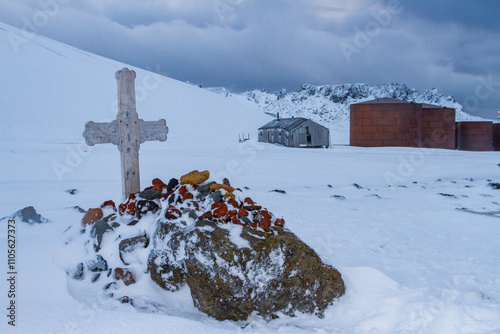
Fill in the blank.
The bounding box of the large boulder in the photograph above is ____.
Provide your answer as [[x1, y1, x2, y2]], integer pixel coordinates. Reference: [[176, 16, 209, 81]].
[[65, 170, 345, 321], [149, 222, 344, 321]]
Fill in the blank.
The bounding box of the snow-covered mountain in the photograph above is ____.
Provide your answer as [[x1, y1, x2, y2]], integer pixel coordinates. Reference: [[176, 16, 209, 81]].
[[209, 83, 484, 132]]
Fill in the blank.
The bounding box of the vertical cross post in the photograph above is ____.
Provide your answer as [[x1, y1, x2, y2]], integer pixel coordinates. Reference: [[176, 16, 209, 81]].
[[116, 69, 141, 200], [83, 68, 168, 201]]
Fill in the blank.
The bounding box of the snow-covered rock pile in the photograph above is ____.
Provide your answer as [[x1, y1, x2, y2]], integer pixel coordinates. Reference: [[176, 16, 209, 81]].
[[65, 170, 345, 321]]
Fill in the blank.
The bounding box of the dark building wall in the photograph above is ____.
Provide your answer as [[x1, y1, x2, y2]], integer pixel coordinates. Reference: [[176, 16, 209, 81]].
[[350, 103, 422, 147], [422, 107, 456, 149], [456, 122, 493, 151], [492, 123, 500, 151]]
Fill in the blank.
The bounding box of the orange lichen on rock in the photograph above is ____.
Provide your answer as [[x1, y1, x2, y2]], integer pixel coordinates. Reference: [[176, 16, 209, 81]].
[[82, 208, 103, 226], [180, 170, 210, 185], [210, 183, 234, 193]]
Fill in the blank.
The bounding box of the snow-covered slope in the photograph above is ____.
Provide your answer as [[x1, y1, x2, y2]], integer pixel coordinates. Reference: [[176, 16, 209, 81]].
[[209, 83, 485, 137], [1, 22, 500, 334]]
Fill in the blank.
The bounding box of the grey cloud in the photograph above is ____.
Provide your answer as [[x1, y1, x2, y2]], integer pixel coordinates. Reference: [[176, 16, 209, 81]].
[[0, 0, 499, 118]]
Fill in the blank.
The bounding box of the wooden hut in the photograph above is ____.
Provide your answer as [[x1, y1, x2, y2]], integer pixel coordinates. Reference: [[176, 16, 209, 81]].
[[258, 115, 330, 148]]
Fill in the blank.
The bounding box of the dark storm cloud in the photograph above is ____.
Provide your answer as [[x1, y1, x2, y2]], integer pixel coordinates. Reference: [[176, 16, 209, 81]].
[[1, 0, 499, 118]]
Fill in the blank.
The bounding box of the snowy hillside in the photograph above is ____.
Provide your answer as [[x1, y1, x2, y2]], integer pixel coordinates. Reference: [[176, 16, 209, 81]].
[[1, 22, 500, 334], [209, 83, 485, 143]]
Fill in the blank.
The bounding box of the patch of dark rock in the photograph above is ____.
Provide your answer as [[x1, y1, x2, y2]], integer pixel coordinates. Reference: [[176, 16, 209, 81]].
[[66, 189, 78, 195], [138, 189, 161, 200], [167, 178, 179, 192], [435, 179, 442, 182], [352, 183, 363, 189], [398, 185, 407, 188], [269, 189, 286, 194], [13, 206, 48, 224], [73, 206, 86, 213], [136, 200, 160, 219], [210, 190, 223, 202], [243, 186, 250, 190], [489, 183, 500, 190], [197, 181, 216, 194], [195, 220, 218, 229], [90, 219, 113, 251], [493, 202, 499, 206], [72, 263, 85, 280], [111, 222, 120, 228], [119, 235, 149, 265], [331, 195, 346, 200], [366, 194, 381, 199], [87, 255, 108, 272], [91, 273, 101, 283], [127, 220, 139, 226], [412, 181, 418, 184], [327, 184, 333, 188], [439, 193, 457, 199]]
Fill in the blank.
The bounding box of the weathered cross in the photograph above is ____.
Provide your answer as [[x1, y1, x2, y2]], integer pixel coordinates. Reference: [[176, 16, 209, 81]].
[[83, 68, 168, 201]]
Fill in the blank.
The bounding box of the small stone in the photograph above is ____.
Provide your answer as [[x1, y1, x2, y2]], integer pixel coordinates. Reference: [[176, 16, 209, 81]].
[[189, 210, 198, 219], [241, 216, 252, 225], [14, 206, 48, 225], [87, 255, 108, 272], [167, 178, 179, 191], [152, 178, 167, 192], [100, 200, 117, 212], [195, 220, 217, 229], [90, 219, 113, 251], [66, 189, 78, 195], [243, 197, 254, 205], [118, 296, 135, 306], [138, 189, 162, 200], [223, 192, 235, 200], [197, 181, 216, 194], [114, 268, 136, 286], [210, 190, 223, 202], [274, 218, 285, 228], [127, 220, 139, 226], [353, 183, 363, 189], [119, 235, 149, 265], [243, 205, 262, 211], [72, 263, 85, 280], [222, 178, 231, 187], [136, 200, 160, 219], [210, 183, 234, 192], [73, 206, 86, 213], [82, 208, 103, 226], [238, 208, 249, 217], [211, 202, 228, 218], [180, 170, 210, 185], [165, 206, 182, 220], [269, 189, 286, 194], [179, 185, 194, 200]]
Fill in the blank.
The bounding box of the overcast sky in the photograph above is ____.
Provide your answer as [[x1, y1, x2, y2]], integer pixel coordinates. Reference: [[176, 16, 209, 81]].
[[2, 0, 500, 119]]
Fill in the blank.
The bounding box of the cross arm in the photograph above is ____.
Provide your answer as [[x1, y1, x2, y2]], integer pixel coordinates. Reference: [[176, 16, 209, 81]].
[[139, 119, 168, 143], [83, 120, 119, 146]]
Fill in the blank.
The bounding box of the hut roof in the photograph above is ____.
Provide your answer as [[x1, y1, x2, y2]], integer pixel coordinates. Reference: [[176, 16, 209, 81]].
[[258, 117, 309, 131]]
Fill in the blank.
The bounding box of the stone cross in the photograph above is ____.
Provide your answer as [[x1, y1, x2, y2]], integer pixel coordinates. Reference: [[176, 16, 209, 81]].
[[83, 68, 168, 201]]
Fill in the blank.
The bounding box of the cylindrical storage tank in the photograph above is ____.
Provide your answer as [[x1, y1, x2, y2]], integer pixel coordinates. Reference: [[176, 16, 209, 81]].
[[493, 123, 500, 151], [456, 121, 493, 151]]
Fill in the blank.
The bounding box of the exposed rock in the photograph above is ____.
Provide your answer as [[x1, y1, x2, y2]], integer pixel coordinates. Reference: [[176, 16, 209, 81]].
[[136, 200, 160, 219], [82, 208, 103, 226], [14, 206, 48, 224], [114, 268, 136, 286], [138, 189, 162, 200], [180, 170, 210, 185], [210, 183, 234, 192], [66, 189, 78, 195], [100, 200, 117, 212], [149, 223, 345, 321], [269, 189, 286, 194], [119, 235, 149, 265], [87, 255, 108, 272], [90, 219, 113, 251]]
